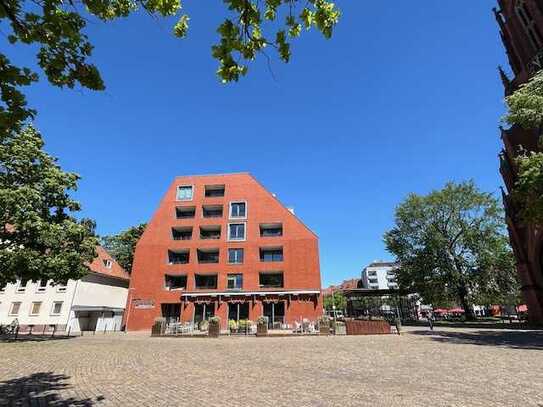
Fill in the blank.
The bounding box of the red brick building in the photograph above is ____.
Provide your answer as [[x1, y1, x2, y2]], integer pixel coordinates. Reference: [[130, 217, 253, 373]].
[[125, 173, 322, 331], [495, 0, 543, 323]]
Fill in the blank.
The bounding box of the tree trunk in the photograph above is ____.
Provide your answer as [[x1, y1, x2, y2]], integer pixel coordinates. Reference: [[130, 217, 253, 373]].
[[458, 285, 476, 321]]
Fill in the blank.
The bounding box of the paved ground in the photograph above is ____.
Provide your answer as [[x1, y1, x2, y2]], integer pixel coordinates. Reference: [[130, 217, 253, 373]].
[[0, 327, 542, 407]]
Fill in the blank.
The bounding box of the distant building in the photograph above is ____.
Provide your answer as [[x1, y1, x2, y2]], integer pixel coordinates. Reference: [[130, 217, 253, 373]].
[[495, 0, 543, 323], [322, 279, 361, 297], [0, 246, 130, 332], [361, 261, 399, 290]]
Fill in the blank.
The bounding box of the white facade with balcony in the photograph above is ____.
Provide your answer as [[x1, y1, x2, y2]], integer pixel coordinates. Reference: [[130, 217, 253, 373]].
[[361, 261, 399, 290]]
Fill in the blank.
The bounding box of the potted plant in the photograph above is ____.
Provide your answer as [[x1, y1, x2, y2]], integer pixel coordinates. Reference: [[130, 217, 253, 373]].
[[198, 319, 209, 332], [318, 315, 331, 335], [208, 316, 221, 338], [228, 319, 238, 333], [256, 316, 268, 337]]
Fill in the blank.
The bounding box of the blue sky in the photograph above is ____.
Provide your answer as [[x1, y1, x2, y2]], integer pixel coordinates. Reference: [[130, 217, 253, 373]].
[[9, 1, 508, 286]]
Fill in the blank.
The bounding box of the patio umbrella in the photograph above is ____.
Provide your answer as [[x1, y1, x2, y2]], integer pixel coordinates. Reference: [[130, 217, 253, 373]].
[[449, 308, 465, 313]]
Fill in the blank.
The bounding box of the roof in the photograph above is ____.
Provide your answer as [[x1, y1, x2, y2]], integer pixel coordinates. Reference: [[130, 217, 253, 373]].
[[88, 246, 130, 281]]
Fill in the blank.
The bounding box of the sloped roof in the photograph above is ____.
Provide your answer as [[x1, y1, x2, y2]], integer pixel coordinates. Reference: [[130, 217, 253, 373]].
[[88, 246, 130, 281]]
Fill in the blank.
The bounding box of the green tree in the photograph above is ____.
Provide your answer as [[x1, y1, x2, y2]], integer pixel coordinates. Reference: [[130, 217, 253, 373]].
[[102, 223, 146, 272], [0, 0, 340, 135], [0, 126, 98, 287], [384, 181, 519, 320], [323, 291, 346, 311], [504, 69, 543, 224]]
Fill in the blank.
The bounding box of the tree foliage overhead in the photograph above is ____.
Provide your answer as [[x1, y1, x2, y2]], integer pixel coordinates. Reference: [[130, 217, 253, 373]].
[[504, 69, 543, 224], [0, 0, 340, 135], [384, 181, 518, 319], [323, 290, 346, 311], [0, 126, 98, 287], [101, 223, 146, 272]]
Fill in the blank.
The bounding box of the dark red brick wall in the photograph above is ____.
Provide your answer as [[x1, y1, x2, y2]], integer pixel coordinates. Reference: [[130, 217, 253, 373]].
[[126, 173, 322, 331]]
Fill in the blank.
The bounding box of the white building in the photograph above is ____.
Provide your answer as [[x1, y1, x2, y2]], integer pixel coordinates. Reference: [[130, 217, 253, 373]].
[[361, 261, 399, 290], [0, 246, 129, 333]]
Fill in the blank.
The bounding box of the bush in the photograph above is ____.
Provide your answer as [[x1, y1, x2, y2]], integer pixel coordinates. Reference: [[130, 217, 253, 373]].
[[209, 316, 221, 325], [228, 319, 238, 331], [257, 316, 268, 325]]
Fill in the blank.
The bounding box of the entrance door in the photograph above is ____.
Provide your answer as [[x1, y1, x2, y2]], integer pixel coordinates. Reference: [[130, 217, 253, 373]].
[[263, 302, 285, 328], [161, 303, 181, 324], [194, 303, 215, 325], [228, 303, 249, 321]]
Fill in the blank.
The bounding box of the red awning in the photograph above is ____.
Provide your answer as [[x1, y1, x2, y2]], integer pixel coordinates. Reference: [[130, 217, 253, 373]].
[[449, 308, 465, 313]]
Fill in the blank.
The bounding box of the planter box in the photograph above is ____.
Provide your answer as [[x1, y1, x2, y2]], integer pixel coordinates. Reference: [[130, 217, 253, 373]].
[[345, 320, 391, 335], [208, 323, 220, 338], [334, 322, 346, 335], [319, 324, 330, 335], [256, 324, 268, 337], [151, 318, 166, 336]]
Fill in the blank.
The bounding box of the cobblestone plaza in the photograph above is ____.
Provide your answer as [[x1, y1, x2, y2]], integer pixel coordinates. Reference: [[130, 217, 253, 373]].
[[0, 327, 542, 406]]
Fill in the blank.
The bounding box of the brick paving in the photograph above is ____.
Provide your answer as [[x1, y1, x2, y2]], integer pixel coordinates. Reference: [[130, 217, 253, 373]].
[[0, 327, 542, 406]]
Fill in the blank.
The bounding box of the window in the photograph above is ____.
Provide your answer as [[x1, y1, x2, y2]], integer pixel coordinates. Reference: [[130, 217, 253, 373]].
[[200, 225, 221, 240], [168, 249, 190, 264], [228, 248, 244, 264], [205, 185, 225, 197], [164, 274, 187, 290], [227, 274, 243, 290], [202, 205, 223, 218], [56, 283, 67, 293], [172, 227, 192, 240], [228, 223, 246, 241], [195, 274, 218, 289], [176, 206, 196, 219], [516, 1, 543, 50], [197, 248, 219, 264], [260, 223, 283, 237], [36, 279, 48, 292], [103, 259, 113, 269], [229, 202, 247, 218], [260, 247, 283, 262], [51, 301, 63, 315], [259, 272, 284, 288], [9, 302, 21, 316], [17, 278, 28, 293], [0, 284, 6, 293], [176, 185, 193, 201], [30, 302, 42, 316]]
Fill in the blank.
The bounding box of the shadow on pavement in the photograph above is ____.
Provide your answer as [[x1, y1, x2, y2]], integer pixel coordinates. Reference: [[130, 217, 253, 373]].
[[0, 372, 103, 406], [410, 329, 543, 350], [0, 335, 75, 343]]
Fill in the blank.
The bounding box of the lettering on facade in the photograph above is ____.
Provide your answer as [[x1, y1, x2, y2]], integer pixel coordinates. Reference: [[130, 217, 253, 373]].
[[133, 299, 155, 309]]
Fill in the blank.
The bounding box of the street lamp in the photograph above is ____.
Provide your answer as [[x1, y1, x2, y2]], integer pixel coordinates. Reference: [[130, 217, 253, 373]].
[[332, 304, 337, 334]]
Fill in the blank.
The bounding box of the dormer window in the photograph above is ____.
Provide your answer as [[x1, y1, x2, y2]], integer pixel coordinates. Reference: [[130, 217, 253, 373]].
[[176, 185, 193, 201]]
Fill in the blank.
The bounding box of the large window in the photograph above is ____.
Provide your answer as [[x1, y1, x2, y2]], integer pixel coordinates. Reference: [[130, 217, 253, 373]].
[[227, 274, 243, 290], [176, 206, 196, 219], [200, 225, 221, 240], [260, 247, 283, 262], [172, 227, 192, 241], [195, 274, 218, 289], [228, 302, 249, 321], [168, 249, 190, 264], [177, 185, 193, 201], [30, 301, 42, 316], [9, 302, 21, 316], [516, 1, 543, 50], [51, 301, 63, 315], [197, 248, 219, 264], [203, 205, 223, 218], [259, 272, 284, 288], [228, 223, 246, 241], [260, 223, 283, 237], [205, 185, 225, 197], [164, 274, 187, 290], [228, 248, 244, 264], [229, 202, 247, 218]]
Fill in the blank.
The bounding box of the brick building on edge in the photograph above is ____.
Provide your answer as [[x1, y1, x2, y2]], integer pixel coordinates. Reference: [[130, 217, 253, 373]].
[[125, 173, 322, 331], [495, 0, 543, 323]]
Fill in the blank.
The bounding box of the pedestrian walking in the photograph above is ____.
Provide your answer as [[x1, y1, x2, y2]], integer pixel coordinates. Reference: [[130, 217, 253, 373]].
[[428, 313, 434, 331], [394, 316, 401, 335]]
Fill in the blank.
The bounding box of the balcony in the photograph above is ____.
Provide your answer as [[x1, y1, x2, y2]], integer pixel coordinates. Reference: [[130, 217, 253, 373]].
[[164, 274, 187, 290], [195, 274, 218, 289], [260, 247, 283, 262], [168, 249, 189, 265], [176, 206, 195, 219], [202, 205, 223, 218], [260, 223, 283, 237], [259, 272, 284, 288], [200, 225, 221, 240], [204, 185, 225, 198], [172, 227, 192, 241], [197, 248, 219, 264]]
